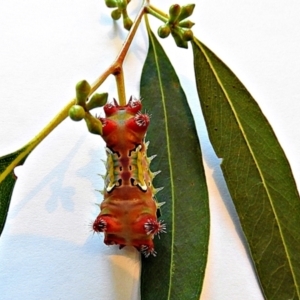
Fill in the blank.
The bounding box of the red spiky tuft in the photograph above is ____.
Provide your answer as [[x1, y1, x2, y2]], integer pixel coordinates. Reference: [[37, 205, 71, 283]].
[[125, 112, 150, 135], [104, 99, 119, 116], [140, 245, 157, 258], [126, 96, 142, 114], [92, 217, 107, 232], [100, 118, 118, 137], [144, 219, 167, 236]]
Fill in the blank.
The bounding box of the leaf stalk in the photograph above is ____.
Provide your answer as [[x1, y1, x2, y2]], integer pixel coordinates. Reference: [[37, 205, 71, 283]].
[[145, 5, 168, 23]]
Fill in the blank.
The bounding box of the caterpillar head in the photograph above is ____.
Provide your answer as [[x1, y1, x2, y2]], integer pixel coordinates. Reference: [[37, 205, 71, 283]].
[[99, 97, 150, 150], [103, 97, 142, 117]]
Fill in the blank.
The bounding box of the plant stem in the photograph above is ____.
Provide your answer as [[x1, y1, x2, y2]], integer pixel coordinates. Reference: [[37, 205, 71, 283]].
[[115, 70, 126, 106], [146, 5, 168, 23], [92, 1, 148, 105], [111, 2, 147, 105]]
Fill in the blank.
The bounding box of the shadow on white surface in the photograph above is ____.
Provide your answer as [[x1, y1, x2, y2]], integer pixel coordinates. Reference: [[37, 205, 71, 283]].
[[0, 234, 140, 300]]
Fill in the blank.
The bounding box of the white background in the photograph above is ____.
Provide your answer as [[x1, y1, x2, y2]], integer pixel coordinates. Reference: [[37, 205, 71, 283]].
[[0, 0, 299, 299]]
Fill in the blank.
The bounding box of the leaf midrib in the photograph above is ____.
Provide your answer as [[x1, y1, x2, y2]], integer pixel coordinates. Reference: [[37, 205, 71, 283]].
[[194, 39, 299, 296], [147, 25, 175, 300]]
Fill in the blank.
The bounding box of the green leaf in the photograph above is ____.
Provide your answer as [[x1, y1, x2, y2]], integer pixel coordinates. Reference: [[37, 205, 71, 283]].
[[140, 25, 210, 299], [192, 38, 300, 299], [0, 147, 29, 235]]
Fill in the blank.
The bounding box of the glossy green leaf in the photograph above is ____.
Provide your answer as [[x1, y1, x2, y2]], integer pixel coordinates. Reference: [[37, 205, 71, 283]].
[[0, 147, 29, 235], [192, 38, 300, 299], [140, 26, 209, 300]]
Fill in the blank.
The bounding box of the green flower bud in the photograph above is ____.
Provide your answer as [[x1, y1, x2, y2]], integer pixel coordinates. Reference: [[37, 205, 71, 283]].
[[84, 113, 103, 135], [171, 27, 188, 49], [76, 80, 91, 105], [123, 16, 133, 30], [105, 0, 117, 8], [169, 4, 181, 24], [86, 93, 108, 110], [116, 0, 127, 10], [178, 4, 195, 21], [69, 105, 86, 121], [111, 8, 122, 20], [182, 29, 193, 41], [178, 19, 195, 29], [158, 24, 171, 38]]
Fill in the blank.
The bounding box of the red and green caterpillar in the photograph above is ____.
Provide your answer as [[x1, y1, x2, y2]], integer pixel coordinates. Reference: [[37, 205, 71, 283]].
[[92, 97, 166, 257]]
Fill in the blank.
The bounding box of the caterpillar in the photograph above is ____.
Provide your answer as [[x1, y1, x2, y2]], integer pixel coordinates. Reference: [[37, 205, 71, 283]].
[[92, 97, 166, 257]]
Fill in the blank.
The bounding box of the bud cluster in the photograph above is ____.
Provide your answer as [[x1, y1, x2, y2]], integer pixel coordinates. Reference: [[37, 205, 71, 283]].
[[69, 80, 108, 135], [157, 4, 195, 48], [104, 0, 133, 30]]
